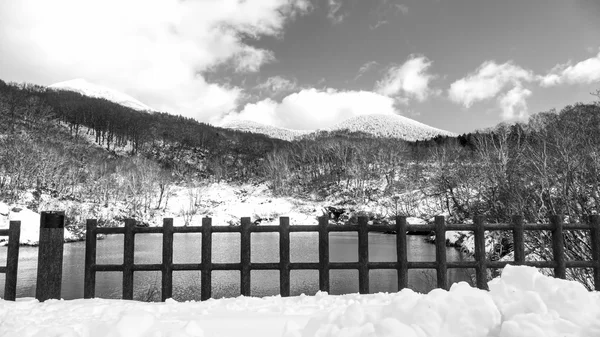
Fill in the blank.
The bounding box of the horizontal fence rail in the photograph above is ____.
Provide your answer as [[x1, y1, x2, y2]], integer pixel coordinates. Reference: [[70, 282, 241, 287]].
[[0, 221, 21, 301], [83, 214, 600, 301]]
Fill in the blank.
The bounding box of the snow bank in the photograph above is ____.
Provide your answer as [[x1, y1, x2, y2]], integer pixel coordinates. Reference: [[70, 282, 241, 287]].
[[1, 265, 598, 337], [0, 202, 76, 245]]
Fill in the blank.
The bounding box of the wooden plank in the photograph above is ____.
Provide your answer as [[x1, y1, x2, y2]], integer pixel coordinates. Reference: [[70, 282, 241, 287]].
[[94, 264, 124, 272], [251, 226, 280, 232], [289, 262, 320, 269], [279, 217, 291, 297], [172, 264, 202, 271], [289, 226, 320, 232], [36, 211, 65, 302], [396, 216, 408, 291], [173, 226, 203, 233], [590, 215, 600, 291], [512, 215, 525, 265], [240, 217, 251, 296], [328, 225, 359, 232], [122, 219, 135, 300], [368, 262, 397, 269], [161, 218, 174, 301], [133, 227, 163, 234], [211, 263, 242, 270], [551, 215, 566, 279], [357, 216, 369, 294], [4, 221, 21, 301], [318, 216, 330, 293], [565, 261, 598, 268], [201, 217, 213, 301], [132, 264, 163, 271], [473, 216, 487, 290], [212, 226, 243, 233], [407, 261, 438, 269], [84, 219, 97, 299], [446, 261, 478, 268], [434, 216, 448, 290], [96, 227, 126, 234]]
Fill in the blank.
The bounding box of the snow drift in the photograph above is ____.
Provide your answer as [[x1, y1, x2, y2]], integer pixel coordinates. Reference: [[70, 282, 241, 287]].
[[0, 265, 598, 337]]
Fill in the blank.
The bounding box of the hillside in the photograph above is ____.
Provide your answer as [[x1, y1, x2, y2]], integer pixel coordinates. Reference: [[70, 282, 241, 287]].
[[330, 114, 457, 141], [220, 119, 310, 141], [221, 114, 456, 142], [48, 79, 156, 112]]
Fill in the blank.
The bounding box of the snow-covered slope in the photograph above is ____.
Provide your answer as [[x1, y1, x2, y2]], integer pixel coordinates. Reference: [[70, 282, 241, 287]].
[[48, 79, 155, 112], [221, 120, 310, 141], [331, 114, 456, 141], [221, 114, 455, 142]]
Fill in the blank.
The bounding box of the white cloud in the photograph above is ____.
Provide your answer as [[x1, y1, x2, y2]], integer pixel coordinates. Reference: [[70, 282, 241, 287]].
[[498, 85, 532, 120], [219, 88, 398, 130], [375, 55, 435, 102], [448, 61, 534, 107], [328, 0, 345, 24], [538, 52, 600, 87], [354, 61, 378, 81], [256, 76, 298, 95], [395, 4, 409, 15], [0, 0, 310, 121]]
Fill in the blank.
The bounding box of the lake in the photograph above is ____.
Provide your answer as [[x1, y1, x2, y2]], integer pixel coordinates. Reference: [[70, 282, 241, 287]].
[[0, 232, 473, 301]]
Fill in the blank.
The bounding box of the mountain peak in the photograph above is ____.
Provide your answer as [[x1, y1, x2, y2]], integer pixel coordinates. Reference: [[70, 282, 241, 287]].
[[48, 79, 155, 112], [221, 114, 455, 141], [331, 114, 456, 141]]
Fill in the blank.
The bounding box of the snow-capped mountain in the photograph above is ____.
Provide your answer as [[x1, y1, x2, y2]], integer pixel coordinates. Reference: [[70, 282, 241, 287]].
[[221, 114, 455, 142], [48, 79, 155, 112], [330, 114, 456, 141], [220, 119, 311, 141]]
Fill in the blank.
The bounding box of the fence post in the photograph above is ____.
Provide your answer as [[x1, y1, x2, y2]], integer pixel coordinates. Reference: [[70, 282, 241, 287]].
[[396, 216, 408, 291], [122, 219, 135, 300], [434, 216, 448, 290], [240, 217, 251, 296], [279, 217, 291, 297], [36, 211, 65, 301], [474, 216, 487, 290], [358, 216, 369, 294], [161, 218, 174, 301], [4, 221, 21, 301], [84, 219, 97, 299], [512, 215, 525, 265], [590, 215, 600, 291], [201, 217, 213, 301], [551, 215, 566, 279], [318, 216, 330, 293]]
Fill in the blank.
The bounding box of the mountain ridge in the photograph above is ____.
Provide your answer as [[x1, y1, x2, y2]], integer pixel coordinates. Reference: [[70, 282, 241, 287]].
[[48, 79, 156, 112], [221, 114, 456, 141]]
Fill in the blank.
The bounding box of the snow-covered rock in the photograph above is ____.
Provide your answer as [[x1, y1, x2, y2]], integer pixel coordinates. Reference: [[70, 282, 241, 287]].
[[48, 79, 156, 112]]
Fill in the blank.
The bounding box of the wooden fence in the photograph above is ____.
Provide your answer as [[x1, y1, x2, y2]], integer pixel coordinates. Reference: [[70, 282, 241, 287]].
[[0, 221, 20, 301], [1, 214, 600, 301], [82, 215, 600, 302]]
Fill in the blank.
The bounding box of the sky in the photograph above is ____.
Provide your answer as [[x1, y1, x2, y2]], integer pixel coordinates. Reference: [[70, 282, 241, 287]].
[[1, 0, 600, 134]]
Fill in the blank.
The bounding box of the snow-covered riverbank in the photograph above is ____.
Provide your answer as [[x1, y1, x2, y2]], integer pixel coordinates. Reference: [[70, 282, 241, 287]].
[[0, 265, 598, 337]]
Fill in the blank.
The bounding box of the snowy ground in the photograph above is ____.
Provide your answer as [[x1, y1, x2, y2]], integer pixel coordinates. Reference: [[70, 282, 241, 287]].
[[0, 183, 438, 246], [0, 265, 598, 337]]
